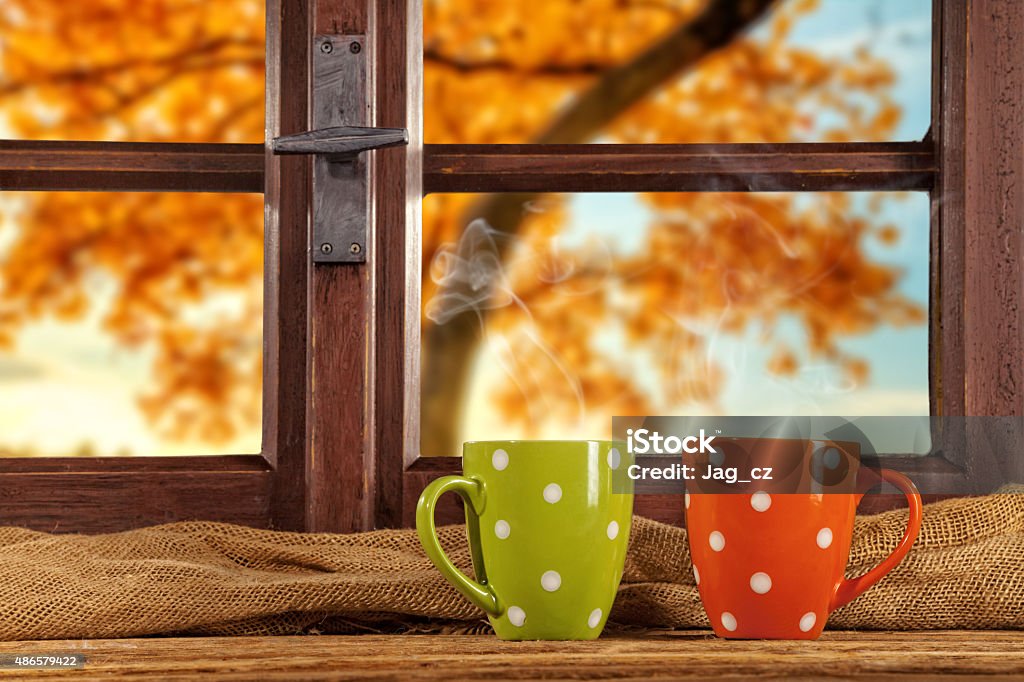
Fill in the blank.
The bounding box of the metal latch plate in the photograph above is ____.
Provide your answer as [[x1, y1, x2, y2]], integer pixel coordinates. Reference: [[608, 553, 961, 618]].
[[312, 34, 368, 263]]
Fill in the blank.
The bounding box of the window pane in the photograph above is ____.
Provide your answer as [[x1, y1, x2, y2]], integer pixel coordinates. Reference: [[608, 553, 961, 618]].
[[0, 0, 265, 143], [424, 0, 931, 144], [420, 191, 928, 456], [0, 192, 262, 456]]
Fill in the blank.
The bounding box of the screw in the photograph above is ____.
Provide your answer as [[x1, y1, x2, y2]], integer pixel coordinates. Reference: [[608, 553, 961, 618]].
[[320, 40, 333, 54], [349, 242, 362, 255], [320, 243, 333, 255], [349, 41, 362, 54]]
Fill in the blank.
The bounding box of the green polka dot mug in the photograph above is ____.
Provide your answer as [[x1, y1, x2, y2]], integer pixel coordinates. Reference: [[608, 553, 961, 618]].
[[416, 440, 634, 640]]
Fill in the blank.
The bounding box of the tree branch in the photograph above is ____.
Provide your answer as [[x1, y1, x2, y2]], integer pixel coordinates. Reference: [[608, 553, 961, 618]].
[[425, 50, 608, 77], [0, 37, 263, 97], [536, 0, 776, 144]]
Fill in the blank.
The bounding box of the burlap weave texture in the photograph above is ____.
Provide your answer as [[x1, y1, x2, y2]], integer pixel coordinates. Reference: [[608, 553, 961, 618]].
[[0, 489, 1020, 640]]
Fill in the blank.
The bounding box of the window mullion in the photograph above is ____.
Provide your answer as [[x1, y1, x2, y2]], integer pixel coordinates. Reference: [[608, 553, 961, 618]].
[[423, 142, 935, 194], [0, 140, 264, 193]]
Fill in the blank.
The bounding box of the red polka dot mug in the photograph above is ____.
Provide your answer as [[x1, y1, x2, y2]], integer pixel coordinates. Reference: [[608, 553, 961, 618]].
[[684, 438, 922, 639]]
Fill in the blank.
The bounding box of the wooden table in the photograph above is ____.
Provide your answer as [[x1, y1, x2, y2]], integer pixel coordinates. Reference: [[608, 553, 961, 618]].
[[0, 631, 1020, 680]]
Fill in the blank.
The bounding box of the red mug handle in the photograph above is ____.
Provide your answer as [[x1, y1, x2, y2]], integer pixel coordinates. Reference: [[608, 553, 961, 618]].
[[830, 468, 922, 611]]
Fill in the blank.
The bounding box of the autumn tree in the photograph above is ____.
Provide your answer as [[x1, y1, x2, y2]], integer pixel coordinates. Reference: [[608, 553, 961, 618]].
[[420, 0, 923, 453], [0, 0, 265, 446], [0, 0, 924, 456]]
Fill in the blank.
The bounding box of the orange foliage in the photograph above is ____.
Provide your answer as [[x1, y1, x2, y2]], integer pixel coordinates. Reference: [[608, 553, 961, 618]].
[[0, 0, 926, 450], [0, 0, 265, 444], [422, 0, 925, 443]]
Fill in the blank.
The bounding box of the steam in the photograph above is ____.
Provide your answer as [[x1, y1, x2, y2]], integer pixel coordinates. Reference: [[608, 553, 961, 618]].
[[425, 216, 589, 432], [424, 219, 514, 325], [426, 191, 900, 432]]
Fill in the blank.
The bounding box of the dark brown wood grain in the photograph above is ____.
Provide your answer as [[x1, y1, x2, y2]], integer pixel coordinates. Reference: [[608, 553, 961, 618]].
[[264, 0, 312, 531], [374, 0, 423, 528], [0, 465, 272, 533], [423, 142, 936, 194], [957, 0, 1024, 488], [0, 140, 263, 192], [930, 0, 968, 481], [0, 455, 266, 473], [316, 0, 365, 35], [963, 1, 1024, 422], [308, 266, 372, 532], [303, 0, 375, 533]]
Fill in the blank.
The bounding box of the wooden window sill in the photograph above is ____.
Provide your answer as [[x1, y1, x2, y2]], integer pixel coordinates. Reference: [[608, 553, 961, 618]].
[[2, 630, 1020, 679]]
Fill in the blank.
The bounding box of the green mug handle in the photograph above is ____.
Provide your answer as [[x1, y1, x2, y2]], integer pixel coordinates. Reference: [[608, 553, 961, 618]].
[[416, 475, 502, 617]]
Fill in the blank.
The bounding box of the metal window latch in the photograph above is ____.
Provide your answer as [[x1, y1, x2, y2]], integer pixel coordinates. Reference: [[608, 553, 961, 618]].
[[271, 35, 409, 263]]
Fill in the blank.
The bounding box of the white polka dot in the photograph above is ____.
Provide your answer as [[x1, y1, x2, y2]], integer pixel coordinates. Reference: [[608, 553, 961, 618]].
[[588, 608, 603, 629], [709, 449, 725, 467], [749, 572, 772, 594], [799, 612, 817, 632], [541, 570, 561, 592], [607, 448, 621, 470], [492, 449, 509, 471], [494, 520, 510, 539], [709, 531, 725, 552], [721, 612, 737, 632], [750, 491, 771, 512], [823, 447, 841, 469], [507, 606, 526, 627], [685, 492, 691, 509], [693, 565, 700, 585], [543, 483, 562, 503], [816, 527, 833, 549], [606, 521, 619, 540]]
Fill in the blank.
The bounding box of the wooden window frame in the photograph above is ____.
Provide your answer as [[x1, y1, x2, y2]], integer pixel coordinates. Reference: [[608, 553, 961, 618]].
[[381, 0, 1024, 528], [0, 0, 1018, 534], [0, 0, 303, 533]]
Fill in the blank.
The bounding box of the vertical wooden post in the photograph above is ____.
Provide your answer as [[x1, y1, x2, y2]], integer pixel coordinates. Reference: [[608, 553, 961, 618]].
[[963, 0, 1024, 484], [266, 0, 313, 531], [374, 0, 423, 528], [306, 0, 375, 532]]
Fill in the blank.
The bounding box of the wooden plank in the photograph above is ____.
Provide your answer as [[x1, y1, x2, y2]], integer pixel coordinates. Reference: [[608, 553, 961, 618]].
[[305, 0, 374, 532], [423, 142, 936, 194], [374, 0, 423, 528], [0, 455, 267, 473], [0, 469, 271, 533], [309, 266, 372, 532], [0, 139, 936, 195], [964, 1, 1024, 412], [0, 140, 263, 192], [930, 0, 969, 485], [963, 0, 1024, 484], [2, 632, 1021, 680], [403, 469, 463, 527], [264, 0, 312, 531], [934, 0, 967, 419]]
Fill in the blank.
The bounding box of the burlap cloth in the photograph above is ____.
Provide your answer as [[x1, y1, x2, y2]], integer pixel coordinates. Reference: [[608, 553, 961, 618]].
[[0, 489, 1021, 640]]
